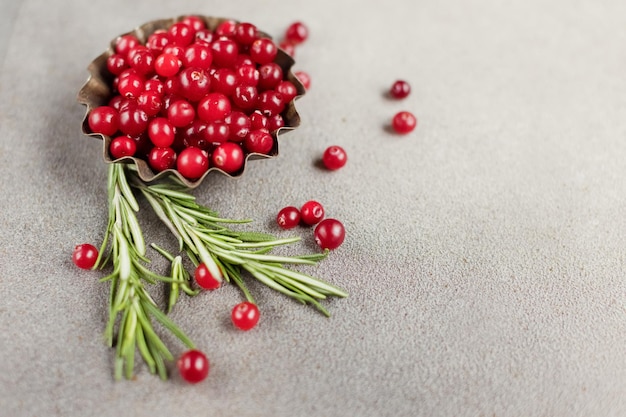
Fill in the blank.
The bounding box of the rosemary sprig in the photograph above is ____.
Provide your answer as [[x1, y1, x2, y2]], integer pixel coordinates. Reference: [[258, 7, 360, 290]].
[[95, 164, 195, 380], [131, 171, 348, 317]]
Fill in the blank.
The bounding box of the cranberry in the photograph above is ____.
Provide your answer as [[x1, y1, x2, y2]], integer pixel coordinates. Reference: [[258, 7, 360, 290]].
[[163, 45, 186, 60], [148, 147, 177, 172], [177, 147, 209, 180], [211, 142, 244, 173], [244, 129, 274, 154], [234, 22, 258, 45], [168, 22, 194, 47], [128, 47, 155, 75], [231, 302, 260, 331], [267, 114, 285, 132], [257, 63, 283, 91], [167, 100, 196, 127], [72, 244, 99, 269], [225, 111, 251, 142], [215, 20, 237, 37], [147, 117, 176, 147], [115, 34, 140, 57], [278, 40, 296, 57], [285, 21, 309, 44], [183, 43, 213, 70], [236, 64, 260, 87], [137, 91, 163, 116], [300, 200, 324, 226], [210, 68, 238, 96], [154, 53, 181, 77], [197, 92, 231, 122], [117, 72, 144, 98], [195, 29, 215, 45], [178, 67, 211, 102], [257, 90, 284, 117], [109, 135, 137, 159], [391, 111, 417, 134], [249, 38, 277, 65], [294, 71, 310, 90], [232, 85, 258, 111], [144, 79, 165, 96], [181, 15, 206, 33], [106, 54, 128, 76], [177, 350, 209, 384], [118, 106, 149, 136], [211, 38, 239, 68], [146, 30, 170, 55], [314, 219, 345, 250], [276, 80, 298, 103], [390, 80, 411, 99], [203, 121, 230, 143], [194, 263, 221, 290], [322, 146, 347, 170], [276, 206, 300, 229], [88, 106, 119, 136], [249, 110, 268, 131]]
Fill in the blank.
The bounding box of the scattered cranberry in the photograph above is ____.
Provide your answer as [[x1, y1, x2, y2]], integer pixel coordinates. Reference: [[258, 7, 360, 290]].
[[72, 244, 99, 269], [194, 263, 221, 290], [314, 219, 345, 250], [285, 21, 309, 44], [391, 111, 417, 134], [276, 206, 301, 229], [294, 71, 310, 90], [278, 40, 295, 57], [177, 350, 209, 384], [88, 106, 119, 136], [322, 145, 347, 170], [390, 80, 411, 99], [231, 301, 260, 331], [300, 200, 325, 226]]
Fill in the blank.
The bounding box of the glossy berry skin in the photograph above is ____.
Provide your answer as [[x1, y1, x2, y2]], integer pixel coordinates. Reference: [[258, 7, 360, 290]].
[[232, 85, 259, 111], [300, 200, 325, 226], [148, 147, 177, 172], [276, 206, 300, 229], [225, 111, 251, 142], [391, 111, 417, 134], [117, 72, 144, 98], [236, 64, 259, 87], [88, 106, 119, 136], [278, 40, 295, 57], [203, 121, 230, 143], [211, 68, 238, 96], [146, 31, 170, 55], [106, 54, 128, 76], [115, 34, 140, 57], [257, 91, 284, 117], [198, 93, 231, 122], [234, 22, 258, 45], [177, 147, 209, 180], [147, 117, 175, 147], [154, 53, 181, 77], [194, 263, 221, 290], [109, 136, 137, 159], [390, 80, 411, 99], [168, 22, 194, 47], [181, 15, 206, 33], [178, 67, 211, 101], [276, 80, 298, 103], [167, 100, 196, 127], [285, 21, 309, 44], [231, 302, 260, 331], [177, 350, 209, 384], [294, 71, 310, 90], [314, 219, 345, 250], [322, 145, 347, 170], [137, 91, 163, 116], [249, 38, 277, 65], [211, 142, 244, 174], [72, 244, 99, 269], [244, 129, 274, 154], [118, 107, 149, 137], [249, 110, 268, 131], [183, 44, 213, 70], [267, 114, 285, 132], [257, 63, 283, 91], [211, 38, 239, 68], [215, 20, 237, 37]]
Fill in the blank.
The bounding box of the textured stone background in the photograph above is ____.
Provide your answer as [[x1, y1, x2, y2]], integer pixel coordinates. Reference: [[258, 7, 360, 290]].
[[1, 0, 625, 416]]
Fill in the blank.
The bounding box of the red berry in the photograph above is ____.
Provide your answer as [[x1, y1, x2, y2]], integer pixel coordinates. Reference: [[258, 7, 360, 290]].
[[181, 16, 206, 33], [88, 106, 119, 136], [128, 47, 155, 75], [249, 110, 268, 131], [117, 72, 144, 98], [276, 206, 300, 229], [322, 145, 347, 170], [163, 44, 186, 61], [177, 350, 209, 384], [118, 106, 149, 137], [267, 114, 285, 132], [232, 85, 259, 111], [211, 142, 244, 174], [234, 22, 258, 45], [257, 90, 284, 117], [147, 117, 175, 147], [144, 79, 165, 96], [225, 111, 251, 142], [257, 63, 283, 91], [314, 219, 345, 250], [195, 29, 215, 45], [194, 263, 221, 290], [276, 80, 298, 103], [244, 129, 274, 154], [203, 121, 230, 143], [285, 21, 309, 44], [231, 301, 260, 331], [278, 40, 296, 57], [211, 38, 239, 68], [72, 244, 99, 269], [210, 68, 238, 96], [235, 65, 259, 87], [148, 147, 177, 172], [178, 67, 211, 102], [167, 100, 196, 127], [109, 135, 137, 159], [249, 38, 277, 65], [183, 44, 213, 70], [177, 147, 209, 180], [300, 200, 324, 226], [154, 53, 181, 77], [197, 93, 231, 122], [215, 20, 237, 37], [115, 34, 140, 57], [146, 30, 170, 55], [137, 91, 163, 116], [168, 22, 194, 47], [294, 71, 310, 90], [106, 54, 128, 76], [390, 80, 411, 99], [391, 111, 417, 134]]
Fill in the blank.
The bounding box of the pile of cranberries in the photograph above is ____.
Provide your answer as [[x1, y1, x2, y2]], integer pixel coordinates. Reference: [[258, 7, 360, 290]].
[[86, 16, 305, 181]]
